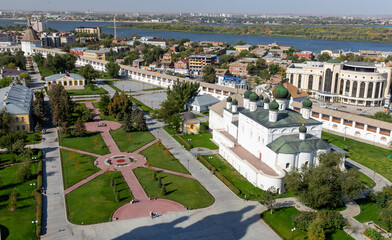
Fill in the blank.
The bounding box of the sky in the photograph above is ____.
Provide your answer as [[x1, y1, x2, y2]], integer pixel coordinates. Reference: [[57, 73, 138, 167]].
[[1, 0, 392, 16]]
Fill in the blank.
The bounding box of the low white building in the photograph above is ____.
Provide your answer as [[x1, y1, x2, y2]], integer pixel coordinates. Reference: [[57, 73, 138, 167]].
[[45, 73, 85, 90], [209, 82, 337, 193], [21, 22, 42, 56], [186, 94, 220, 113]]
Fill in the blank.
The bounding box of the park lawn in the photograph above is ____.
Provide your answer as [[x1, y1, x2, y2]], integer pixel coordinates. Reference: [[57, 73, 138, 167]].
[[262, 207, 307, 240], [25, 131, 42, 145], [346, 165, 376, 188], [37, 64, 55, 77], [322, 132, 392, 182], [326, 230, 354, 240], [60, 149, 100, 189], [143, 87, 163, 91], [354, 198, 381, 226], [141, 143, 189, 174], [65, 171, 132, 224], [92, 102, 117, 121], [129, 96, 156, 114], [60, 131, 110, 155], [66, 86, 108, 96], [182, 132, 218, 150], [110, 128, 155, 153], [163, 125, 178, 135], [0, 163, 38, 240], [133, 168, 214, 209], [0, 152, 21, 166]]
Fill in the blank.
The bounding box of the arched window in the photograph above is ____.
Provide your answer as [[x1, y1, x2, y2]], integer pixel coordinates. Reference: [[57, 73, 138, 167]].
[[367, 82, 373, 98], [334, 73, 339, 93], [290, 74, 294, 84], [359, 82, 365, 98], [308, 75, 313, 90], [319, 76, 323, 89], [351, 81, 357, 97], [298, 74, 302, 88], [375, 82, 381, 98], [345, 80, 350, 95], [381, 82, 385, 98], [324, 68, 333, 92], [339, 80, 344, 94]]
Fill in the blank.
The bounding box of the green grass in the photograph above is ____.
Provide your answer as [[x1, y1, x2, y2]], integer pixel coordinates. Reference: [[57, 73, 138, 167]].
[[25, 131, 42, 145], [262, 207, 353, 240], [141, 143, 189, 174], [262, 207, 308, 240], [60, 149, 100, 189], [37, 64, 55, 77], [133, 167, 214, 209], [163, 125, 179, 135], [59, 131, 110, 155], [182, 132, 218, 150], [65, 171, 132, 224], [129, 96, 156, 114], [0, 152, 21, 166], [66, 86, 108, 96], [322, 132, 392, 182], [110, 128, 155, 153], [0, 163, 38, 240], [143, 87, 163, 91], [354, 198, 381, 225], [104, 81, 123, 92]]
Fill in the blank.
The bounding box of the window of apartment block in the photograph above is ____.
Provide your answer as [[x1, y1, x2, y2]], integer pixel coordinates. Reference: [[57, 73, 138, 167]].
[[355, 122, 364, 129], [343, 119, 353, 126], [312, 112, 319, 118], [332, 117, 341, 123]]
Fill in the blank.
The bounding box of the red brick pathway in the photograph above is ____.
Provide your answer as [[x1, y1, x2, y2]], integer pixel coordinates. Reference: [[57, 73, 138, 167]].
[[120, 168, 148, 200], [59, 146, 102, 158], [64, 169, 106, 194], [143, 166, 194, 179]]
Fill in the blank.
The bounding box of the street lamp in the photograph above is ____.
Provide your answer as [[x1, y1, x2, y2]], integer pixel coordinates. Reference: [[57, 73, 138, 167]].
[[291, 228, 296, 240]]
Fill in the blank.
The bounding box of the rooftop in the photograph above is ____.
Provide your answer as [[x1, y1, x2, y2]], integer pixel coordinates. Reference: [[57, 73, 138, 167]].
[[0, 85, 33, 115], [267, 134, 330, 154], [45, 73, 85, 82], [188, 94, 220, 107], [22, 26, 40, 42]]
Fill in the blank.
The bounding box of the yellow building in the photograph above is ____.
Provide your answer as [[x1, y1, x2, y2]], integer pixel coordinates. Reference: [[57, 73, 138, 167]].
[[75, 27, 101, 38], [45, 73, 85, 90], [84, 48, 110, 61], [181, 112, 200, 134], [235, 45, 251, 52], [0, 85, 33, 132]]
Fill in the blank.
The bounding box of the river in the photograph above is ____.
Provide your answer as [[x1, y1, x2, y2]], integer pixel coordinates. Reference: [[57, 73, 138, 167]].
[[1, 19, 392, 52]]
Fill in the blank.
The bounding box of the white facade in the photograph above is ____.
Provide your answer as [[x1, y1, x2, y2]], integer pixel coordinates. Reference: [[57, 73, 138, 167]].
[[21, 40, 41, 56]]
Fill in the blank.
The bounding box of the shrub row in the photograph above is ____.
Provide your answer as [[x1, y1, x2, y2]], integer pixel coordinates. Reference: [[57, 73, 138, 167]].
[[33, 159, 43, 237], [178, 135, 192, 150], [197, 154, 241, 195], [365, 228, 387, 240]]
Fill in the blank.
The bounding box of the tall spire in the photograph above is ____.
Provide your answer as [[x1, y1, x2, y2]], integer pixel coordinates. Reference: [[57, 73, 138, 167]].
[[114, 16, 117, 40]]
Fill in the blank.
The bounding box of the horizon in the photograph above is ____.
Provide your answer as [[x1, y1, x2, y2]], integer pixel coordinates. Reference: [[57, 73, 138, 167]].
[[1, 0, 392, 16]]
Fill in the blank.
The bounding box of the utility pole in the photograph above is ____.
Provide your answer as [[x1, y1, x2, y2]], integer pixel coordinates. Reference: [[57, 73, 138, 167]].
[[114, 16, 117, 40]]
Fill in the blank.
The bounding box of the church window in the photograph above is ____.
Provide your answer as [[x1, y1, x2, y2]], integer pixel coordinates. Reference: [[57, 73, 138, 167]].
[[359, 82, 365, 98], [334, 73, 339, 93], [285, 163, 290, 169], [324, 69, 332, 92], [308, 75, 313, 90], [375, 82, 381, 98], [367, 83, 373, 98], [351, 81, 357, 97]]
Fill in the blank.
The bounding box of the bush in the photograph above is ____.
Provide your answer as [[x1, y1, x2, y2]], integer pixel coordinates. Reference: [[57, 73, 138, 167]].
[[37, 150, 43, 159], [317, 210, 345, 230], [178, 135, 192, 150], [34, 160, 43, 237], [16, 162, 32, 181], [292, 211, 317, 231], [365, 228, 387, 240]]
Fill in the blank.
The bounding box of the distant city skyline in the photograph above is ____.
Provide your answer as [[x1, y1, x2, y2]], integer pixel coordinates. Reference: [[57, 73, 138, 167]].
[[1, 0, 392, 16]]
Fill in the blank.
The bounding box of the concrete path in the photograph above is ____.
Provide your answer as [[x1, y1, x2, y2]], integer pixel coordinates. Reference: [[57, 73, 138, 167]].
[[275, 197, 315, 212], [189, 147, 218, 156], [95, 80, 117, 97], [340, 201, 368, 240], [64, 170, 105, 194]]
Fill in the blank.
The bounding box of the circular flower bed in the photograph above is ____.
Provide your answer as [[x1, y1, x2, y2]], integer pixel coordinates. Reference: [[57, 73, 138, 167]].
[[117, 159, 125, 163]]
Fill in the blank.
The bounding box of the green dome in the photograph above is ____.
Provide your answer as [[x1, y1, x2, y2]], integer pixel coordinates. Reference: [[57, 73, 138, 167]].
[[227, 96, 232, 102], [273, 81, 291, 99], [270, 100, 279, 111], [259, 94, 264, 101], [264, 97, 270, 103], [244, 90, 252, 99], [302, 97, 312, 108], [249, 92, 259, 102], [299, 126, 307, 133], [232, 99, 238, 105]]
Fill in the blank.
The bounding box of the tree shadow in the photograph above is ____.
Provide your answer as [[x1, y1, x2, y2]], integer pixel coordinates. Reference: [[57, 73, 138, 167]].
[[0, 224, 9, 240], [113, 205, 259, 240], [165, 189, 177, 195]]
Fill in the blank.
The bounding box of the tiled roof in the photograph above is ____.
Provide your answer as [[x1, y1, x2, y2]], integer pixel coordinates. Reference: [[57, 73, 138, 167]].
[[22, 26, 40, 42], [45, 73, 85, 82], [0, 85, 33, 115], [267, 134, 330, 154], [188, 94, 220, 107], [209, 93, 244, 117]]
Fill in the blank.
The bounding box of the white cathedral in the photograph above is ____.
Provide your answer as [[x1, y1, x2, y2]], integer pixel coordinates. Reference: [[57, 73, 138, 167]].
[[209, 81, 335, 193]]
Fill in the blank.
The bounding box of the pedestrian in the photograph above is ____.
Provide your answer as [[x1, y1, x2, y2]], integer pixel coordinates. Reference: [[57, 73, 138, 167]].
[[150, 211, 153, 219], [244, 194, 247, 201], [156, 211, 158, 217]]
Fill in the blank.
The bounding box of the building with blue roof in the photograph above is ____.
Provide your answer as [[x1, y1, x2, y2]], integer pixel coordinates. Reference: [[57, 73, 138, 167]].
[[217, 76, 249, 90]]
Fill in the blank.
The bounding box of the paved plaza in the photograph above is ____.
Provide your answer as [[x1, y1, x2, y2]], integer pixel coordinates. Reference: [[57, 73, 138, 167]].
[[112, 80, 161, 92]]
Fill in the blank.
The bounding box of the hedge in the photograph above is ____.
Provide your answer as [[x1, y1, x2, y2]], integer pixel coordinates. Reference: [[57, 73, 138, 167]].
[[178, 135, 192, 150], [197, 154, 241, 195], [365, 228, 387, 240], [34, 159, 43, 237]]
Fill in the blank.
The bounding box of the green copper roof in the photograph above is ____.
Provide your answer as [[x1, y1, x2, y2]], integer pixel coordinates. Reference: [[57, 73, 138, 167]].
[[264, 97, 270, 103], [270, 100, 279, 111], [267, 134, 330, 154], [239, 108, 321, 129], [302, 98, 312, 108], [227, 96, 232, 102], [244, 90, 252, 99], [232, 99, 238, 105], [273, 81, 291, 99], [249, 92, 259, 102], [259, 94, 264, 100]]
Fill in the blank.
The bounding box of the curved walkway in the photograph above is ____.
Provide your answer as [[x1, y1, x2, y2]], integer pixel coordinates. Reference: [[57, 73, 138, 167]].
[[61, 102, 191, 220]]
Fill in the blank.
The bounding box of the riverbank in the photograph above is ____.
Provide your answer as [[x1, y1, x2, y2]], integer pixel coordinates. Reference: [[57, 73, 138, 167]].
[[103, 23, 392, 43]]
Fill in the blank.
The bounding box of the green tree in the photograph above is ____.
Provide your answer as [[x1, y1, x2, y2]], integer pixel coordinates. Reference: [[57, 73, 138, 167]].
[[8, 188, 17, 211], [202, 65, 216, 83], [268, 64, 281, 75], [11, 139, 25, 156], [48, 84, 73, 126], [318, 52, 332, 62], [16, 161, 32, 181], [79, 64, 101, 84], [235, 40, 247, 45], [105, 61, 120, 78], [19, 72, 31, 82], [74, 118, 85, 137], [259, 186, 277, 214], [0, 109, 12, 136], [161, 184, 166, 195], [307, 220, 325, 240], [98, 94, 111, 116]]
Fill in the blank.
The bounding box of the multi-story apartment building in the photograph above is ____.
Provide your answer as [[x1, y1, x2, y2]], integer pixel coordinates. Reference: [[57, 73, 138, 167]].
[[31, 20, 47, 32], [40, 32, 61, 48], [84, 48, 110, 60], [189, 54, 217, 74], [60, 33, 75, 46], [75, 27, 101, 38], [286, 61, 392, 106], [174, 59, 189, 75], [229, 58, 258, 77]]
